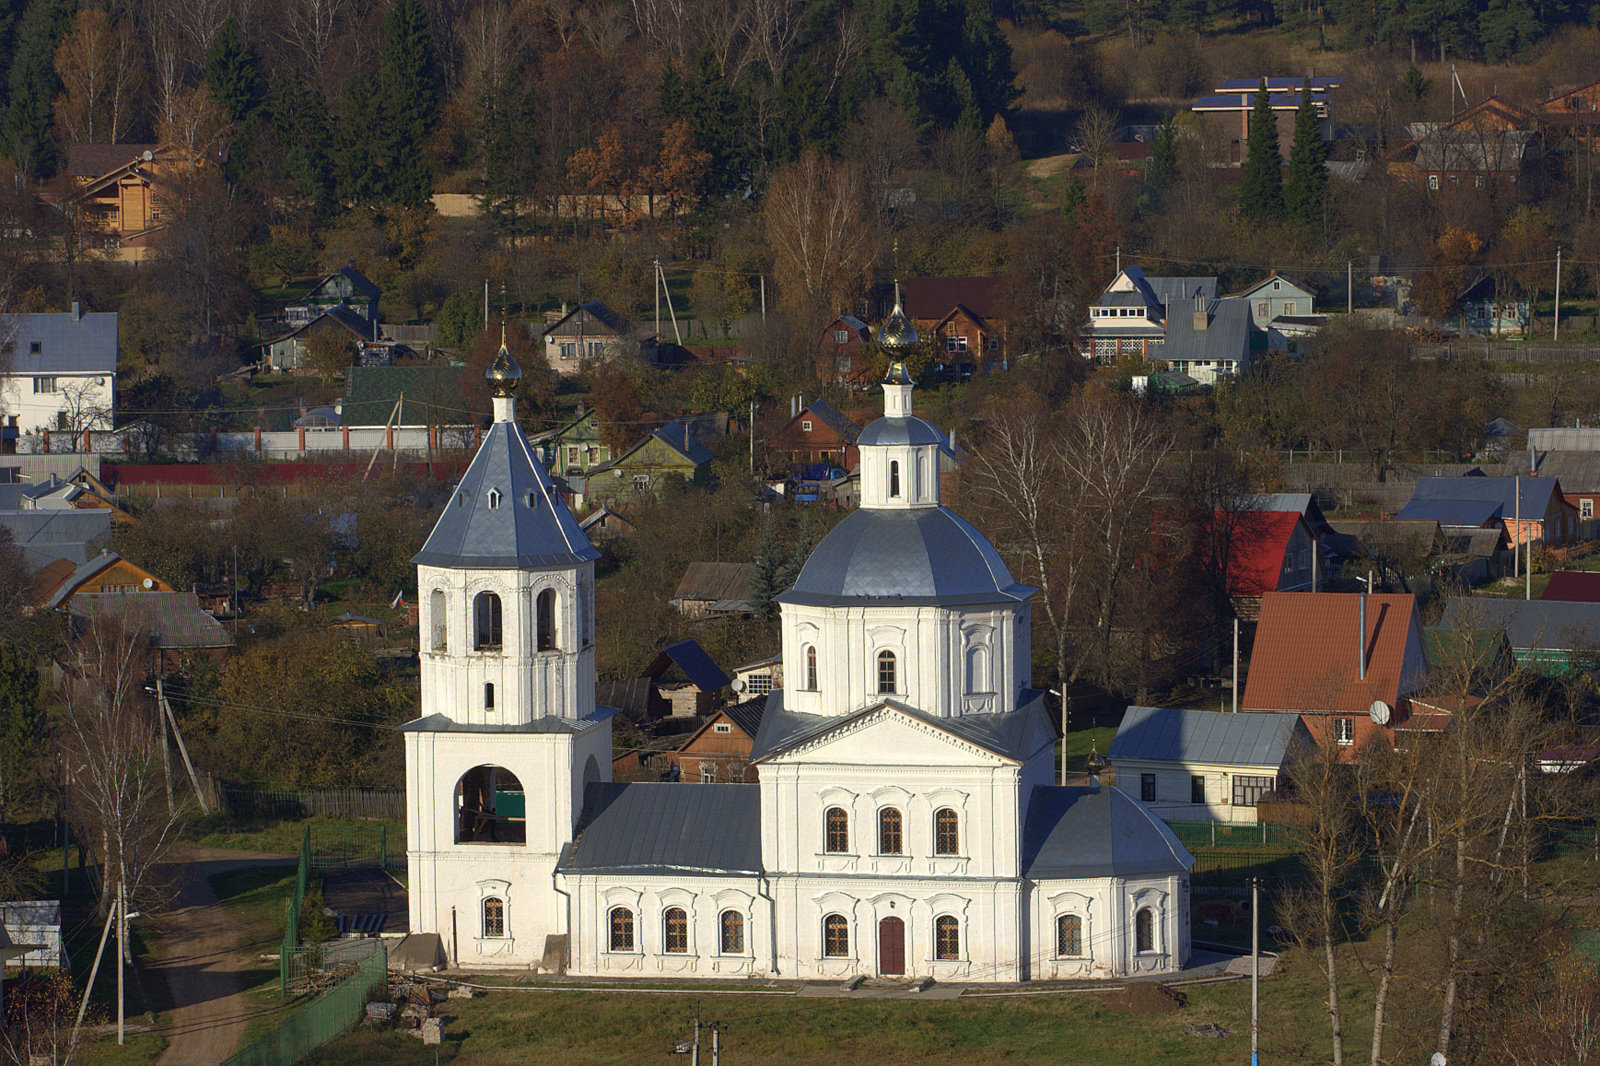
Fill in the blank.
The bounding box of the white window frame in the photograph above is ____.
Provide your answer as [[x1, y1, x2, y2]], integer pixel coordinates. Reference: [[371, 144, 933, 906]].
[[1332, 717, 1355, 745]]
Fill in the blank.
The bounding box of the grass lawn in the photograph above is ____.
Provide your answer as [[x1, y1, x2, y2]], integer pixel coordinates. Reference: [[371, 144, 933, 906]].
[[1061, 725, 1117, 776], [188, 814, 406, 859], [299, 946, 1362, 1066]]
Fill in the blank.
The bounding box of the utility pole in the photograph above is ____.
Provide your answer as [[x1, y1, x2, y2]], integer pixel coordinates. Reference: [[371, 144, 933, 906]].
[[1515, 475, 1521, 579], [759, 275, 766, 323], [116, 881, 125, 1045], [158, 678, 209, 813], [1232, 618, 1240, 713], [748, 400, 756, 474], [1554, 247, 1563, 341], [1347, 259, 1353, 314], [72, 893, 118, 1046], [691, 1010, 701, 1066], [1250, 877, 1260, 1066], [654, 257, 662, 340], [1059, 685, 1069, 786], [711, 1021, 722, 1066]]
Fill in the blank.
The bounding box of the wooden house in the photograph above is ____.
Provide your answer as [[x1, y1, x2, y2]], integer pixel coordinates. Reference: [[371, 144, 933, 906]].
[[1190, 77, 1340, 164], [877, 277, 1011, 377], [1390, 96, 1541, 194], [671, 562, 755, 618], [1440, 596, 1600, 676], [542, 302, 633, 375], [1232, 273, 1316, 330], [1398, 475, 1577, 547], [1542, 79, 1600, 143], [670, 700, 767, 783], [60, 144, 219, 261], [36, 550, 172, 608], [282, 266, 381, 329], [67, 591, 233, 676], [587, 417, 717, 504], [536, 407, 614, 478], [815, 315, 874, 387], [643, 639, 732, 718], [769, 397, 862, 477], [730, 654, 783, 699]]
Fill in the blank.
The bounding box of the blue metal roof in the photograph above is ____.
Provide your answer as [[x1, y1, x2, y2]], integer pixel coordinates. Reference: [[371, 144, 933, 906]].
[[4, 311, 117, 375], [1215, 77, 1340, 91], [1406, 475, 1562, 518], [1440, 596, 1600, 652], [562, 782, 761, 875], [1022, 786, 1194, 880], [1395, 498, 1502, 526], [412, 420, 600, 570], [657, 639, 732, 692], [777, 507, 1033, 607], [1108, 706, 1304, 769]]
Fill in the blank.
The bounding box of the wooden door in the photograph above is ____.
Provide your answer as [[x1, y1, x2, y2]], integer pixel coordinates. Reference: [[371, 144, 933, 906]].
[[878, 917, 905, 976]]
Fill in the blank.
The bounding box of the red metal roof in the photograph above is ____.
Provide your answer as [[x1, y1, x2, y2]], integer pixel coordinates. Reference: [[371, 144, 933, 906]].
[[101, 460, 468, 488], [1224, 511, 1301, 596], [902, 277, 1008, 322], [1243, 592, 1427, 714], [1540, 570, 1600, 603]]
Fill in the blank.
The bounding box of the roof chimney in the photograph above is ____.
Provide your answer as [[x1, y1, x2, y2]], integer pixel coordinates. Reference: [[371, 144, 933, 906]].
[[1192, 292, 1209, 331], [71, 300, 81, 321], [1357, 593, 1368, 681]]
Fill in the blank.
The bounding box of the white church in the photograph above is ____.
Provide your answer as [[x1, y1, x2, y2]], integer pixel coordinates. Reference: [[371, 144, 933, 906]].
[[402, 306, 1193, 983]]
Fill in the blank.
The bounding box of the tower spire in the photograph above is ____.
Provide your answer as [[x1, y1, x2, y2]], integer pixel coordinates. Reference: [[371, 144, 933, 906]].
[[487, 318, 523, 423]]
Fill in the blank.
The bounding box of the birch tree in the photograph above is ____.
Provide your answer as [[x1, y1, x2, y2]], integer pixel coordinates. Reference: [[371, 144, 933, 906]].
[[53, 10, 146, 145], [762, 150, 873, 322]]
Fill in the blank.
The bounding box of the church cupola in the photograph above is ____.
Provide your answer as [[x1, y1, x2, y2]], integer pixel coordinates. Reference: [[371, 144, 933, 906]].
[[855, 296, 945, 511], [487, 325, 523, 424]]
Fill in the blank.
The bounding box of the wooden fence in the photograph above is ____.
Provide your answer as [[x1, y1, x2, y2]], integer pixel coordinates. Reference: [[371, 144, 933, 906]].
[[209, 784, 406, 822]]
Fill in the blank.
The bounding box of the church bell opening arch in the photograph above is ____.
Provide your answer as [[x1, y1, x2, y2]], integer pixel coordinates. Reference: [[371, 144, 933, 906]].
[[455, 765, 527, 843]]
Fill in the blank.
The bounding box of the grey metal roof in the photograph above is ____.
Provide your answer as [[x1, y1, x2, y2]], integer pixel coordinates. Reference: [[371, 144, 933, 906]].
[[1528, 427, 1600, 452], [412, 421, 600, 569], [856, 415, 949, 448], [777, 507, 1033, 607], [2, 312, 117, 375], [1108, 706, 1303, 769], [1404, 475, 1564, 519], [1395, 498, 1502, 526], [1160, 296, 1253, 366], [69, 591, 233, 649], [749, 691, 1055, 764], [1413, 129, 1536, 172], [1440, 596, 1600, 652], [1142, 273, 1217, 306], [1022, 786, 1194, 880], [46, 550, 126, 608], [722, 698, 766, 737], [0, 510, 112, 570], [396, 708, 616, 733], [1509, 450, 1600, 493], [562, 782, 761, 876]]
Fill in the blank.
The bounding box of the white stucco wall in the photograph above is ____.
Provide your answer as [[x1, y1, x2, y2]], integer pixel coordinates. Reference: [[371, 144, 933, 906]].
[[1114, 758, 1283, 824], [0, 372, 114, 436]]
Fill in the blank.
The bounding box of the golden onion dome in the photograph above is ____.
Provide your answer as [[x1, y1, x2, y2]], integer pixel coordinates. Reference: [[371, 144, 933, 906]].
[[486, 325, 523, 398], [877, 298, 919, 352]]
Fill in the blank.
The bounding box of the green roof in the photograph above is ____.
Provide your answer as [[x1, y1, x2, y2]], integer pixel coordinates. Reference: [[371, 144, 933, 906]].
[[342, 365, 469, 426]]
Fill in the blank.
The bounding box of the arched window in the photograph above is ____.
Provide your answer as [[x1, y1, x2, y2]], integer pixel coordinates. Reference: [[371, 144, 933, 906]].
[[474, 592, 502, 650], [878, 807, 903, 855], [663, 907, 689, 953], [825, 807, 849, 853], [536, 589, 557, 652], [482, 897, 505, 938], [935, 915, 960, 961], [430, 589, 446, 652], [719, 910, 745, 954], [934, 808, 959, 855], [609, 907, 635, 951], [484, 682, 495, 711], [823, 913, 849, 957], [1057, 914, 1083, 957], [453, 765, 526, 844], [805, 645, 818, 690], [877, 650, 897, 694], [965, 644, 989, 693], [1135, 908, 1155, 953], [888, 460, 901, 498]]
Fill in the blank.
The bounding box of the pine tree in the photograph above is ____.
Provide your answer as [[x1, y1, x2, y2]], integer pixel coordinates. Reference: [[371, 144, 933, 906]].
[[1237, 78, 1283, 223], [0, 641, 43, 829], [205, 19, 263, 124], [747, 523, 786, 622], [375, 0, 438, 210], [1284, 79, 1328, 232], [1, 0, 77, 177]]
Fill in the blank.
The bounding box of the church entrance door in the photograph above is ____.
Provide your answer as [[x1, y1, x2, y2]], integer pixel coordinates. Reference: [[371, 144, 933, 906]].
[[878, 917, 905, 976]]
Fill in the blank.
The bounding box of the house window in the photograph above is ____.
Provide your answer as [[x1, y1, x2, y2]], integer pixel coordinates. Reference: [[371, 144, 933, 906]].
[[1272, 280, 1281, 291], [935, 916, 960, 960], [1232, 775, 1276, 807], [29, 341, 41, 354], [720, 910, 745, 954], [1332, 717, 1355, 746], [747, 673, 773, 696], [946, 336, 968, 353], [1191, 775, 1206, 804], [609, 907, 635, 951], [559, 342, 576, 359], [1582, 499, 1594, 520], [587, 340, 604, 359], [878, 807, 903, 855], [1136, 908, 1155, 953], [1428, 174, 1440, 190], [484, 682, 494, 710], [876, 650, 897, 694], [430, 589, 447, 652], [632, 474, 651, 492], [987, 337, 999, 351], [474, 592, 502, 650], [834, 329, 849, 344], [663, 907, 689, 953], [536, 589, 557, 652], [567, 445, 579, 465], [1140, 773, 1156, 802], [823, 914, 849, 957], [701, 763, 717, 783], [801, 420, 813, 433], [888, 460, 900, 498], [1057, 914, 1083, 957], [934, 808, 959, 855], [804, 646, 818, 690], [1257, 302, 1269, 318], [482, 897, 505, 938], [32, 376, 57, 394], [825, 807, 849, 852], [714, 722, 731, 733]]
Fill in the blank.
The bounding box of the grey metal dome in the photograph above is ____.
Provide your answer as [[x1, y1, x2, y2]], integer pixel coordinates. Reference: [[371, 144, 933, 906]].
[[776, 507, 1033, 607], [856, 415, 947, 448]]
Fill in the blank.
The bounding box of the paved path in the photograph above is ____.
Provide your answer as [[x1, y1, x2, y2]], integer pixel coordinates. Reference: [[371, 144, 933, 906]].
[[148, 847, 295, 1066]]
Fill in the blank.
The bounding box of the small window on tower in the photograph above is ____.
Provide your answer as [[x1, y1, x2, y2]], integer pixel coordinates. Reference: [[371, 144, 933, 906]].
[[484, 683, 494, 710], [487, 489, 501, 509]]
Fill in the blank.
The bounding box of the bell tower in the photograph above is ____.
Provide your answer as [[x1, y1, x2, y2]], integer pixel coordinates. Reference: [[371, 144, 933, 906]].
[[403, 332, 612, 968]]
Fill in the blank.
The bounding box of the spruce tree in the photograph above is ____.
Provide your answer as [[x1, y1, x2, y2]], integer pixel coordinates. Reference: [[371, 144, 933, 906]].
[[1238, 78, 1283, 223], [375, 0, 438, 210], [0, 642, 43, 830], [1, 0, 77, 177], [205, 19, 264, 124], [747, 524, 786, 622], [1284, 79, 1329, 232]]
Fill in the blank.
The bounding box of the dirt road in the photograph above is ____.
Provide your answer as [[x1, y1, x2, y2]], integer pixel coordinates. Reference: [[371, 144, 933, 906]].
[[148, 847, 294, 1066]]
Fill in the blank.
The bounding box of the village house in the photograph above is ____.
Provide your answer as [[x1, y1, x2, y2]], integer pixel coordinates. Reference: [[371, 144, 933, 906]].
[[1508, 427, 1600, 528], [67, 591, 233, 676], [1398, 474, 1577, 547], [586, 416, 719, 505], [1232, 273, 1316, 331], [769, 397, 862, 478], [1455, 274, 1530, 337], [1079, 267, 1257, 384], [58, 143, 223, 261], [1190, 76, 1340, 164], [1440, 596, 1600, 675], [1107, 706, 1311, 825], [1390, 96, 1541, 194], [671, 562, 755, 619], [264, 267, 389, 372], [730, 654, 783, 700], [1219, 494, 1334, 618], [542, 301, 634, 375], [872, 277, 1010, 376], [1542, 78, 1600, 143], [534, 407, 612, 480], [815, 315, 874, 388], [0, 305, 117, 438], [1242, 591, 1431, 755], [34, 549, 172, 607], [670, 699, 767, 783]]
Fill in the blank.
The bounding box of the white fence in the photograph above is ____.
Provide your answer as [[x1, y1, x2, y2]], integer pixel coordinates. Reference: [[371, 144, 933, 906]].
[[12, 425, 477, 462]]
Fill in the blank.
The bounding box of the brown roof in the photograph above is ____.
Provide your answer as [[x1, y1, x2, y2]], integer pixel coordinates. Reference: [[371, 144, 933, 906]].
[[65, 143, 159, 177], [1541, 570, 1600, 603], [672, 562, 754, 604], [30, 557, 77, 605], [902, 277, 1008, 322], [1242, 592, 1428, 714]]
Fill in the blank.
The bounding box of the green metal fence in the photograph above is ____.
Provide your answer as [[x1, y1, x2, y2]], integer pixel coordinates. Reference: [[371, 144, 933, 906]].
[[1166, 820, 1302, 850], [224, 940, 387, 1066], [280, 825, 310, 996]]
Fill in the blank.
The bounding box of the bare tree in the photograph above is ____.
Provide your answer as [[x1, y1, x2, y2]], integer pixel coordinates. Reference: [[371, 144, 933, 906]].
[[763, 150, 874, 322], [55, 378, 113, 440], [745, 0, 802, 88], [280, 0, 351, 79], [1074, 103, 1119, 190], [53, 10, 146, 145]]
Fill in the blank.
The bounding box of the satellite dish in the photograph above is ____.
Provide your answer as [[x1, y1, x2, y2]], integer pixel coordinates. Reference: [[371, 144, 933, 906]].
[[141, 150, 154, 162], [1368, 699, 1391, 726], [730, 678, 746, 693], [141, 578, 155, 589]]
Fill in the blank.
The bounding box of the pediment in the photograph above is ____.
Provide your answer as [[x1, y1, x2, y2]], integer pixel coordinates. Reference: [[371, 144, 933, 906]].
[[763, 703, 1013, 767]]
